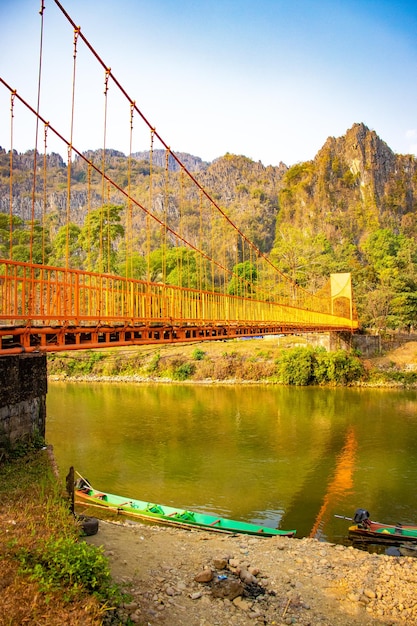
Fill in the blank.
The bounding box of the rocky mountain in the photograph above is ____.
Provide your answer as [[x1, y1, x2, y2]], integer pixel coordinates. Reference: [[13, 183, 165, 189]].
[[132, 149, 209, 173], [277, 123, 417, 244], [1, 123, 417, 330]]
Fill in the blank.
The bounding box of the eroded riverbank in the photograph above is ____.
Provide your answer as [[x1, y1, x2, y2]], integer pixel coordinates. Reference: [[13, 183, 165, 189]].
[[84, 516, 417, 625]]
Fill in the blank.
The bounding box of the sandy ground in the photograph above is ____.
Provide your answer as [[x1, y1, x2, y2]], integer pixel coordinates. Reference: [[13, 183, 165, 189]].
[[83, 515, 417, 626], [372, 341, 417, 369]]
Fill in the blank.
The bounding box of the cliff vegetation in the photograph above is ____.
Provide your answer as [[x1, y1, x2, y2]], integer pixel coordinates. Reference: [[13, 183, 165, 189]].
[[1, 122, 417, 331]]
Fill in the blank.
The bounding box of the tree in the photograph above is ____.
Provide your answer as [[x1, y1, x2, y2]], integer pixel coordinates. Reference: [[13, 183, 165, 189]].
[[116, 251, 147, 280], [49, 223, 83, 268], [0, 213, 51, 264], [391, 292, 417, 331], [227, 261, 257, 296], [79, 204, 124, 274], [270, 225, 335, 290], [147, 246, 203, 289]]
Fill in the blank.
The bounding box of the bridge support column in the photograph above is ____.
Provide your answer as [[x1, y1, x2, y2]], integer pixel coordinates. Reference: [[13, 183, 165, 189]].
[[329, 331, 353, 351], [0, 353, 47, 455]]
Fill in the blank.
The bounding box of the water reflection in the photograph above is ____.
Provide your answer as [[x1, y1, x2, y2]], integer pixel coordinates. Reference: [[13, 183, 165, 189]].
[[46, 383, 417, 543]]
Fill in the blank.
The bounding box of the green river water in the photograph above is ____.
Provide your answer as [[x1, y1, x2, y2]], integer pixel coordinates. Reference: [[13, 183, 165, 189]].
[[46, 382, 417, 544]]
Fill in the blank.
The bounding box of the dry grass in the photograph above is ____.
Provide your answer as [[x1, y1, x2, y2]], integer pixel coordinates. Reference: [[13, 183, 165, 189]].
[[47, 335, 307, 381], [0, 450, 107, 626]]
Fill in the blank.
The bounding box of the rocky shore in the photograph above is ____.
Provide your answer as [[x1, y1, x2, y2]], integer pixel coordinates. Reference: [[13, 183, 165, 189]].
[[84, 517, 417, 626]]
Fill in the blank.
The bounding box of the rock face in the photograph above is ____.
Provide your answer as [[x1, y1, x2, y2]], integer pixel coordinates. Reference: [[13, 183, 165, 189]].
[[277, 122, 417, 243]]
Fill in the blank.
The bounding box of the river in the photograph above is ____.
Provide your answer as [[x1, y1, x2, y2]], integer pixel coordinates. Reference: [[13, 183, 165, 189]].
[[46, 382, 417, 545]]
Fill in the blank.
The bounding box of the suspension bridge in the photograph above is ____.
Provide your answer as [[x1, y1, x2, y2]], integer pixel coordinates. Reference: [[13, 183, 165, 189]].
[[0, 0, 358, 356]]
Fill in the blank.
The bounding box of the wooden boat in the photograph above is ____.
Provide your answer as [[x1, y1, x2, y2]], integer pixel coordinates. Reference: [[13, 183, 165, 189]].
[[75, 477, 296, 538], [337, 509, 417, 545], [349, 520, 417, 544], [399, 543, 417, 557]]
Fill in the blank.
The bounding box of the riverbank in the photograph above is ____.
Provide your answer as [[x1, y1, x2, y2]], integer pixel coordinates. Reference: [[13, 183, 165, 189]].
[[47, 336, 417, 387], [3, 450, 417, 626], [83, 514, 417, 625], [0, 449, 110, 625]]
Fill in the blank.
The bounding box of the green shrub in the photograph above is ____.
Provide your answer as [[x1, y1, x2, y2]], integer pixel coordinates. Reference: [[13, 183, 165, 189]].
[[277, 346, 365, 386], [49, 351, 104, 376], [277, 346, 316, 385], [172, 362, 195, 380], [192, 348, 206, 361], [18, 536, 121, 603], [315, 350, 364, 384], [147, 351, 161, 374]]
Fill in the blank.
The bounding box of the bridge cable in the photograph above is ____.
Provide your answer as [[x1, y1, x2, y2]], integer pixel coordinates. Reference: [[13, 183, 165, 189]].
[[52, 0, 305, 293], [1, 75, 331, 316], [126, 101, 135, 280], [42, 123, 49, 266], [8, 91, 16, 260], [66, 25, 80, 270], [147, 128, 154, 282], [29, 0, 45, 268]]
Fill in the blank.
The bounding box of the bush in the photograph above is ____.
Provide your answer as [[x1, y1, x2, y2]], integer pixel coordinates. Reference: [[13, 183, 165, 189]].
[[277, 346, 316, 385], [192, 347, 206, 361], [277, 347, 364, 386], [172, 362, 195, 380], [147, 351, 161, 374], [48, 351, 104, 377], [18, 537, 120, 603]]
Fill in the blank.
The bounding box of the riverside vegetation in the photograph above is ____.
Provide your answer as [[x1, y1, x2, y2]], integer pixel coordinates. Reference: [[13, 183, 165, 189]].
[[47, 335, 417, 388], [0, 443, 128, 625]]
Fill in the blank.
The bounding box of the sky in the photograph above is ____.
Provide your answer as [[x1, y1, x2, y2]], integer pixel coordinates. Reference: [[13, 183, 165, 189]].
[[0, 0, 416, 167]]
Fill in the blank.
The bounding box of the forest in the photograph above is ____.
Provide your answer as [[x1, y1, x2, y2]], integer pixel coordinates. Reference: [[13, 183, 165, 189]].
[[1, 122, 417, 332]]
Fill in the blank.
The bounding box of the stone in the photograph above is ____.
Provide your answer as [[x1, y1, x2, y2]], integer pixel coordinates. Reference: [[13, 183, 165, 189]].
[[190, 592, 202, 600], [165, 586, 176, 596], [239, 568, 256, 584], [211, 579, 243, 600], [213, 558, 228, 570], [194, 569, 213, 583], [232, 596, 252, 611]]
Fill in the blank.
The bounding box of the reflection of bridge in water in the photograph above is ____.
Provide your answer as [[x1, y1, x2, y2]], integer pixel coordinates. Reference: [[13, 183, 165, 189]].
[[0, 1, 358, 355]]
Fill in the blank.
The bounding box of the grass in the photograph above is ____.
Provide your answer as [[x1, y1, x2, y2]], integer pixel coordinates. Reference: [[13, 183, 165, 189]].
[[0, 445, 126, 625], [47, 336, 306, 382], [47, 336, 367, 385]]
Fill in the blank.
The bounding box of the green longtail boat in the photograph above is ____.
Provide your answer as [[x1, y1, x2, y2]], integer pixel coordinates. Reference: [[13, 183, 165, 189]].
[[75, 476, 296, 538]]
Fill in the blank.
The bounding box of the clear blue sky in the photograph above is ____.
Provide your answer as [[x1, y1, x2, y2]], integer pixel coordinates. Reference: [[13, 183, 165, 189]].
[[1, 0, 416, 166]]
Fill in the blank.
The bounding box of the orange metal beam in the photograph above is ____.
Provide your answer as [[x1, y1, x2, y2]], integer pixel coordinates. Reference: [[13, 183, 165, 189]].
[[0, 260, 358, 355]]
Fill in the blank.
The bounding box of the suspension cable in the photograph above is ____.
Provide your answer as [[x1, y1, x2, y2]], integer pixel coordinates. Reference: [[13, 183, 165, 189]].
[[66, 25, 80, 269], [126, 101, 135, 279], [147, 128, 154, 282], [9, 90, 16, 260], [42, 123, 48, 265], [101, 67, 111, 274], [52, 0, 300, 290], [30, 0, 46, 265], [1, 75, 330, 312]]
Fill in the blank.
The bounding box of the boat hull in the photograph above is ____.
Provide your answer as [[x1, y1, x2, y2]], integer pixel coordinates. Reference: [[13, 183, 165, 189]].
[[349, 522, 417, 545], [75, 486, 295, 538]]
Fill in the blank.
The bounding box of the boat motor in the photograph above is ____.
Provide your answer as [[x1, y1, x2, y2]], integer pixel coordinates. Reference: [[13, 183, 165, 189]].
[[353, 508, 370, 527]]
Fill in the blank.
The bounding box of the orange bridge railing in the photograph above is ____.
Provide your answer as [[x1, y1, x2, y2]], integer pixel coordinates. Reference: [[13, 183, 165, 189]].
[[0, 260, 357, 353]]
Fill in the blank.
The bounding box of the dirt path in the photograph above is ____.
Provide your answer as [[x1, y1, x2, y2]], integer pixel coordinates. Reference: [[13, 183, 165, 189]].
[[84, 517, 417, 625]]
